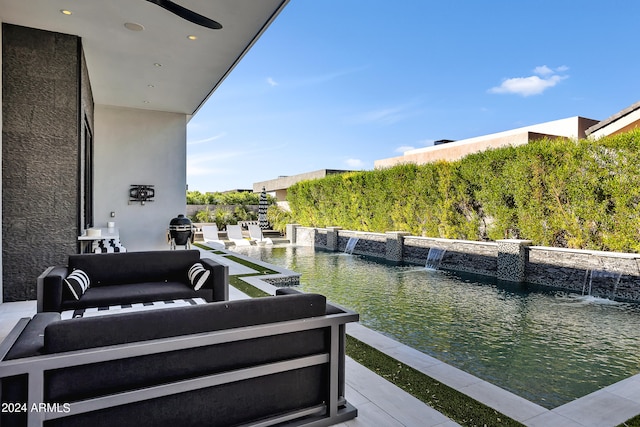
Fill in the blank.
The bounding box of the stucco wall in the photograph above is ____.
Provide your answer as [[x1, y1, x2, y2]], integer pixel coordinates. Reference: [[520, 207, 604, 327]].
[[1, 24, 84, 301], [93, 105, 187, 251]]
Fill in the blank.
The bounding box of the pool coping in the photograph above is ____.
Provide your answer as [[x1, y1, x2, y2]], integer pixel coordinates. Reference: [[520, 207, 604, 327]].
[[211, 246, 640, 427]]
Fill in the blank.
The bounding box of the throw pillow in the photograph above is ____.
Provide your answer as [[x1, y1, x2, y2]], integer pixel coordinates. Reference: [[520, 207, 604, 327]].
[[188, 263, 210, 291], [64, 269, 90, 300]]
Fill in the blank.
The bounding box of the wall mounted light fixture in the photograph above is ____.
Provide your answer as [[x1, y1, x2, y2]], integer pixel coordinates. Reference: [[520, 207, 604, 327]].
[[129, 185, 155, 205]]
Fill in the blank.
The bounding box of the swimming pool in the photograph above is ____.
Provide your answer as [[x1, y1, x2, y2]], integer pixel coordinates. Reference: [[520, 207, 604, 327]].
[[231, 245, 640, 409]]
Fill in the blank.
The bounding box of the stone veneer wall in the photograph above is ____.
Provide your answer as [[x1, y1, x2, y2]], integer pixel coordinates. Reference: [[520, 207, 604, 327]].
[[293, 226, 640, 301], [315, 228, 327, 247], [403, 236, 498, 277], [337, 231, 386, 258], [527, 247, 640, 301], [2, 24, 92, 301]]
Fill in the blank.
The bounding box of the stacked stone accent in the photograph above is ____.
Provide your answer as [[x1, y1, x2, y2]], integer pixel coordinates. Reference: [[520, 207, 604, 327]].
[[496, 239, 532, 283], [315, 229, 327, 247], [2, 24, 92, 301], [290, 226, 640, 301], [385, 232, 410, 263], [325, 227, 342, 251], [403, 237, 498, 277], [263, 276, 300, 287], [338, 232, 386, 258]]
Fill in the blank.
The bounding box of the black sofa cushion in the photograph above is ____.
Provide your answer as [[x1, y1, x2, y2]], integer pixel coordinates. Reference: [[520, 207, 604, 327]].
[[68, 250, 201, 287], [45, 293, 327, 353], [59, 281, 212, 312]]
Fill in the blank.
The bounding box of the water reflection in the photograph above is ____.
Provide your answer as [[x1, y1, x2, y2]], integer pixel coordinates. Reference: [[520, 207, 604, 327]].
[[230, 245, 640, 409]]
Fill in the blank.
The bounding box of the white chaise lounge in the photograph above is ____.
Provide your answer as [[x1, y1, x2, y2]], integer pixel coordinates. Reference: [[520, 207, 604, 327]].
[[226, 224, 251, 246], [249, 224, 273, 245], [202, 225, 226, 249]]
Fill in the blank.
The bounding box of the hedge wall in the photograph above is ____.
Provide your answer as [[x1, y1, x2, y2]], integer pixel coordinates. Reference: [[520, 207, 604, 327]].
[[287, 129, 640, 252]]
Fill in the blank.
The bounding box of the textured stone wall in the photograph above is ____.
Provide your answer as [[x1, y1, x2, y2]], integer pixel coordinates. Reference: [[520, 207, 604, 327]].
[[527, 247, 640, 301], [2, 24, 87, 301], [263, 276, 300, 287], [403, 237, 498, 276], [294, 226, 640, 301], [314, 229, 327, 248], [337, 231, 386, 258], [497, 239, 531, 282]]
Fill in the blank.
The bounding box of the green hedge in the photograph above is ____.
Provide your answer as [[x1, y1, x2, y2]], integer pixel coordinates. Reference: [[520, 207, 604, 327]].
[[287, 129, 640, 252]]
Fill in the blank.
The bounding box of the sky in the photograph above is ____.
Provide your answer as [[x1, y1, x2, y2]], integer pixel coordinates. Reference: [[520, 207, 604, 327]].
[[186, 0, 640, 192]]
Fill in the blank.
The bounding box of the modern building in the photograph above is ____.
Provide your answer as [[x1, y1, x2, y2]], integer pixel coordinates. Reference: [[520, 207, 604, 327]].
[[253, 169, 353, 202], [0, 1, 290, 301], [375, 116, 599, 168], [586, 100, 640, 138]]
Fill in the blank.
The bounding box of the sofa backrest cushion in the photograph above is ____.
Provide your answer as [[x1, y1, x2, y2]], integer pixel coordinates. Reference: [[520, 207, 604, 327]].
[[44, 293, 327, 354], [68, 250, 201, 286]]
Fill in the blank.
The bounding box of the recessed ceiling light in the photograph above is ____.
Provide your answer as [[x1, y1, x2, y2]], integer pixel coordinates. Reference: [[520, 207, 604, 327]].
[[124, 22, 145, 31], [147, 84, 155, 88], [60, 9, 72, 15], [187, 35, 197, 40], [153, 63, 162, 67]]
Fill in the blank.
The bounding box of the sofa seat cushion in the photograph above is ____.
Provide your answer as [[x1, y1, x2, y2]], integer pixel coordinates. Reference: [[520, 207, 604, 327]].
[[46, 293, 327, 353], [59, 281, 208, 311]]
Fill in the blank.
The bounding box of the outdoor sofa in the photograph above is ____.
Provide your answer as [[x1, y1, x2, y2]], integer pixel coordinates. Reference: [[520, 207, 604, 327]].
[[37, 250, 229, 313], [0, 291, 359, 426]]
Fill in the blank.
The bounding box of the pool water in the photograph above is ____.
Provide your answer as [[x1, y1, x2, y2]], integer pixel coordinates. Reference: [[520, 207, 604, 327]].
[[230, 245, 640, 409]]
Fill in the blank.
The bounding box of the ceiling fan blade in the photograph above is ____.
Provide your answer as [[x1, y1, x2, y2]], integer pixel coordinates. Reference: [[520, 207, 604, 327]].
[[145, 0, 222, 30]]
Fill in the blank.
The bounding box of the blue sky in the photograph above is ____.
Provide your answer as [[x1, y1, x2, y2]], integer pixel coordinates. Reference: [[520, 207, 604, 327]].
[[186, 0, 640, 192]]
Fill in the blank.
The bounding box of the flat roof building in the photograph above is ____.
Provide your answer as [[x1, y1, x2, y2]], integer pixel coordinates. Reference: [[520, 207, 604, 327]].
[[254, 169, 352, 202], [375, 116, 599, 168]]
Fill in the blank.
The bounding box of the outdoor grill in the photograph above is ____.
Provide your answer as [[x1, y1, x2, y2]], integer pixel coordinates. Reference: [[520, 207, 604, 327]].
[[168, 214, 193, 249]]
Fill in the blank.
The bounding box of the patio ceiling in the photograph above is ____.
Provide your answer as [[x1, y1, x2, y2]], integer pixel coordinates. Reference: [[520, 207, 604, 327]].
[[0, 0, 289, 116]]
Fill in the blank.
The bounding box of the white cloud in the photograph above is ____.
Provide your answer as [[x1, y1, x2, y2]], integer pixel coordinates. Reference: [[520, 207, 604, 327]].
[[266, 77, 278, 87], [488, 65, 569, 97], [350, 103, 422, 125], [533, 65, 553, 76], [345, 158, 365, 169], [188, 132, 227, 145]]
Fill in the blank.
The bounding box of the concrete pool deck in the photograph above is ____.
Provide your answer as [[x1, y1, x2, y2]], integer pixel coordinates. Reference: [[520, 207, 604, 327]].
[[1, 247, 639, 426]]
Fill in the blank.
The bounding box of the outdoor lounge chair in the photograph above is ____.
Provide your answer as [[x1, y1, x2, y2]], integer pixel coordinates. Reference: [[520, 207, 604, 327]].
[[226, 224, 251, 246], [249, 224, 273, 245], [202, 225, 226, 248]]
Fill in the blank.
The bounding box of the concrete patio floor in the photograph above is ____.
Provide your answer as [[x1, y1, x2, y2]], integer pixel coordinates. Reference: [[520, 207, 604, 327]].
[[1, 249, 639, 426]]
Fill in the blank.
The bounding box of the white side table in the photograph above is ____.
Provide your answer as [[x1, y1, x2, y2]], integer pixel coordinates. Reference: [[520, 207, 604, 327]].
[[78, 228, 120, 253]]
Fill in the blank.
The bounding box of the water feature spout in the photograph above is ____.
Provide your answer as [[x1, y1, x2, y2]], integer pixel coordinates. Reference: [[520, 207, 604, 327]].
[[425, 247, 446, 270], [582, 269, 623, 300], [344, 237, 359, 255]]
